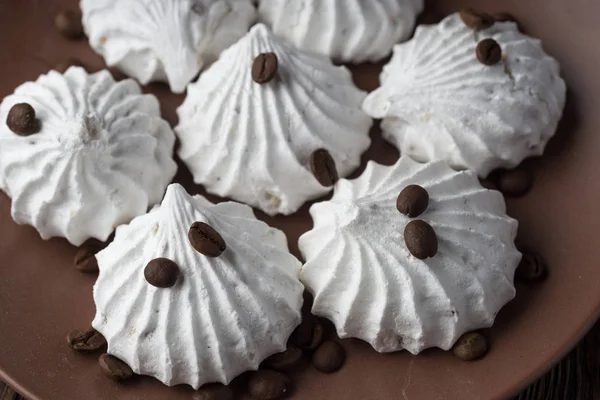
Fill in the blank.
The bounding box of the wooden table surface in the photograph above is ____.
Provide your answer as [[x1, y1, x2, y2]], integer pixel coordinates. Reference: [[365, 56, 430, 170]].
[[2, 320, 599, 400]]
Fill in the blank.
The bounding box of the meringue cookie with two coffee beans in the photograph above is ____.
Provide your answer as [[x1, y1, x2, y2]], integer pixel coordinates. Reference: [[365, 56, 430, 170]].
[[175, 23, 373, 216], [299, 156, 521, 354], [362, 12, 566, 177], [92, 183, 304, 389], [80, 0, 257, 93], [0, 67, 176, 246], [258, 0, 424, 63]]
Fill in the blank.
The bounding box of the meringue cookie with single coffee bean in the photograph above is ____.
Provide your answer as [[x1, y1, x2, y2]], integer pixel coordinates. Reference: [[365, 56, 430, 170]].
[[81, 0, 257, 93], [0, 67, 176, 245], [175, 23, 372, 215], [299, 156, 521, 354], [92, 183, 303, 389], [258, 0, 424, 63], [362, 12, 566, 177]]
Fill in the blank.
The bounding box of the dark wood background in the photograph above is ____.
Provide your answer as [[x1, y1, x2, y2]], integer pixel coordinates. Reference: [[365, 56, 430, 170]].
[[2, 320, 599, 400]]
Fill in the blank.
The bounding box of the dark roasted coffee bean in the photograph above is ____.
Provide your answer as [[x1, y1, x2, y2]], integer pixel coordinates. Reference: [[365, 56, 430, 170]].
[[515, 251, 547, 282], [74, 243, 101, 273], [144, 258, 179, 288], [496, 169, 533, 197], [54, 10, 84, 39], [98, 354, 133, 381], [67, 327, 106, 352], [188, 221, 226, 257], [479, 178, 498, 191], [459, 9, 494, 30], [312, 341, 346, 373], [248, 369, 291, 400], [397, 185, 429, 217], [252, 53, 279, 84], [193, 383, 234, 400], [453, 332, 488, 361], [304, 322, 324, 351], [310, 149, 339, 187], [263, 347, 303, 372], [476, 38, 502, 66], [6, 103, 39, 136], [404, 220, 438, 259], [288, 319, 313, 348]]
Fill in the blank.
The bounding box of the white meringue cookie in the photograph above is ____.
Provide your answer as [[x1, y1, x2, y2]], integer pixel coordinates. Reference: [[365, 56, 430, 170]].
[[362, 13, 566, 177], [0, 67, 177, 246], [299, 156, 520, 354], [81, 0, 257, 93], [258, 0, 424, 63], [92, 183, 303, 389], [175, 23, 373, 216]]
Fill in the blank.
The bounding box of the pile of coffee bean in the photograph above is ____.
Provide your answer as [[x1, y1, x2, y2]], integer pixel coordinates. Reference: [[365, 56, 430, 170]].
[[67, 327, 136, 381], [220, 318, 347, 400]]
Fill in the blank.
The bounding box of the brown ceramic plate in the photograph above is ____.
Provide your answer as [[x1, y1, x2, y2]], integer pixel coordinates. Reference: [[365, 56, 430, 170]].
[[0, 0, 598, 399]]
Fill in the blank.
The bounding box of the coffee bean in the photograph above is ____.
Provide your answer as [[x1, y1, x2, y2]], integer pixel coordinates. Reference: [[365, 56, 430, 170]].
[[288, 320, 313, 348], [67, 327, 106, 352], [404, 220, 438, 260], [459, 9, 494, 30], [453, 332, 488, 361], [193, 383, 233, 400], [515, 251, 546, 282], [248, 369, 291, 400], [312, 340, 346, 374], [396, 185, 429, 218], [476, 38, 502, 66], [74, 244, 101, 273], [312, 341, 345, 373], [252, 53, 279, 84], [310, 149, 339, 187], [54, 10, 84, 39], [494, 12, 517, 23], [496, 169, 533, 197], [263, 347, 303, 372], [304, 322, 324, 351], [55, 58, 84, 74], [479, 178, 498, 191], [144, 258, 179, 288], [98, 354, 133, 381], [6, 103, 39, 136], [188, 221, 226, 257]]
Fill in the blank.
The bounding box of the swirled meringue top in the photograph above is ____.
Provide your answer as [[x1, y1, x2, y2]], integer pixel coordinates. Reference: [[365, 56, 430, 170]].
[[363, 13, 566, 177], [93, 184, 303, 388], [258, 0, 424, 63], [299, 156, 521, 354], [0, 67, 176, 245], [81, 0, 257, 93], [175, 23, 372, 215]]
